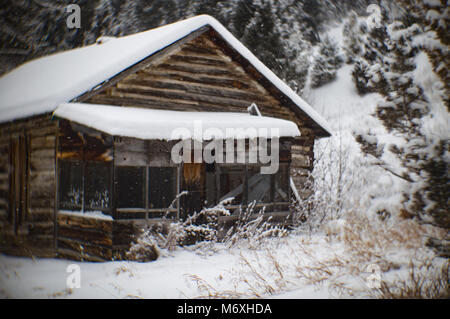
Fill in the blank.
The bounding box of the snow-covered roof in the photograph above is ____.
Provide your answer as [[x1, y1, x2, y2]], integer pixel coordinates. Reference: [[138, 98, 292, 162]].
[[54, 103, 301, 140], [0, 15, 332, 135]]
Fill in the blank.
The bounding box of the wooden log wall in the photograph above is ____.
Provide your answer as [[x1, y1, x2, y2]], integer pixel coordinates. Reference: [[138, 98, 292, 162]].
[[57, 212, 113, 261], [0, 114, 57, 257], [290, 133, 316, 200]]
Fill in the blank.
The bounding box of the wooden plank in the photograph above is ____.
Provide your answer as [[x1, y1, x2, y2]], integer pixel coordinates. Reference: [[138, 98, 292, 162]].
[[28, 221, 54, 236], [138, 68, 252, 90], [30, 135, 56, 150], [30, 209, 54, 223], [57, 225, 112, 247], [30, 158, 55, 171], [31, 148, 54, 159], [168, 54, 229, 67], [118, 79, 269, 103], [57, 246, 110, 262], [57, 213, 113, 232], [156, 62, 235, 77], [110, 86, 268, 110]]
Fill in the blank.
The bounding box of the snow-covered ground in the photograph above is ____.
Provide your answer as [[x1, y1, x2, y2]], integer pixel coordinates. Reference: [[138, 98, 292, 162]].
[[0, 234, 335, 299], [0, 219, 441, 299]]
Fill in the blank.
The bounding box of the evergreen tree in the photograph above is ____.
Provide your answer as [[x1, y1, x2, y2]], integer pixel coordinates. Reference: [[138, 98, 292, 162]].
[[351, 9, 392, 95], [354, 8, 449, 234], [342, 11, 365, 64], [310, 35, 343, 88]]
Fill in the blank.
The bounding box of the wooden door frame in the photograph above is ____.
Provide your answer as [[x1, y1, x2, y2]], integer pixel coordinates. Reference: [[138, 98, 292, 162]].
[[9, 133, 29, 235]]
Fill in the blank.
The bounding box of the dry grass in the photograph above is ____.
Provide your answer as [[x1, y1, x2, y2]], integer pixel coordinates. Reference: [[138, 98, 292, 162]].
[[371, 259, 449, 299], [186, 207, 448, 299], [185, 274, 244, 299]]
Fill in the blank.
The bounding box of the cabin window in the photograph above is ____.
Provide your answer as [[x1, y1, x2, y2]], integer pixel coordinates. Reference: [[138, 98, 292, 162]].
[[116, 166, 145, 209], [85, 162, 111, 210], [115, 166, 177, 219], [58, 160, 112, 212], [148, 167, 176, 209], [211, 163, 290, 211], [247, 166, 272, 204], [218, 166, 245, 203], [273, 164, 290, 203], [59, 160, 83, 209]]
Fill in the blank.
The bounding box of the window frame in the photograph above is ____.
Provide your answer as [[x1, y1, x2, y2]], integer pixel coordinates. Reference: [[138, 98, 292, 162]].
[[115, 165, 178, 220], [212, 162, 291, 213], [58, 159, 113, 214]]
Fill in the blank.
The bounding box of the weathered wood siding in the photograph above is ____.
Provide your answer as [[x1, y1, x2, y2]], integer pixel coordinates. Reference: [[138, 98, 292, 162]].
[[0, 114, 57, 257], [291, 134, 315, 199], [57, 212, 113, 261]]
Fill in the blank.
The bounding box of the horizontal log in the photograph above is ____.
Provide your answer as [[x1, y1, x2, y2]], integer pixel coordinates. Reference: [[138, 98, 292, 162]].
[[111, 86, 268, 110], [119, 79, 269, 103], [168, 54, 229, 67], [28, 221, 54, 237], [31, 135, 56, 150], [57, 237, 112, 258], [57, 226, 112, 247], [181, 43, 219, 56], [140, 68, 252, 90], [30, 197, 55, 209], [31, 148, 55, 159], [89, 94, 208, 113], [57, 246, 109, 262], [58, 213, 113, 232], [30, 158, 55, 171], [30, 185, 54, 200], [30, 210, 54, 223], [291, 156, 313, 165], [0, 114, 53, 134], [157, 62, 235, 77], [0, 209, 8, 222], [29, 125, 57, 138]]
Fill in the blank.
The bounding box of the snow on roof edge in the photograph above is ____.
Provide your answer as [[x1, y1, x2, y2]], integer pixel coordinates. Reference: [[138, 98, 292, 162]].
[[0, 14, 332, 136], [54, 102, 301, 140]]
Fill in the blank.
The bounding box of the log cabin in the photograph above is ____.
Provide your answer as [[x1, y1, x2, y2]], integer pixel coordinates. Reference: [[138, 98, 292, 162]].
[[0, 15, 331, 261]]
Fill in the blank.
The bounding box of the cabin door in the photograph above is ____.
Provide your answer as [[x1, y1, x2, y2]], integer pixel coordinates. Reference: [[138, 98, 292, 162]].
[[9, 135, 28, 235]]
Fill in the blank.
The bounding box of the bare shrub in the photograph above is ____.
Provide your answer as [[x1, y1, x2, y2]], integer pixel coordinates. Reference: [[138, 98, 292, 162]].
[[125, 227, 160, 262], [223, 202, 288, 250]]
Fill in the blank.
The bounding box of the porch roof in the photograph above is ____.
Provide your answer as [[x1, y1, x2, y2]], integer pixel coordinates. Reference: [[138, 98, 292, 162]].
[[54, 102, 301, 140]]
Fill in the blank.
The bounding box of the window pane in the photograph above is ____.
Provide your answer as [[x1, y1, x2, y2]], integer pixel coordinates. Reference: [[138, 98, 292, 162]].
[[148, 167, 176, 209], [116, 166, 145, 208], [59, 160, 83, 209], [219, 166, 245, 203], [247, 166, 271, 204], [204, 170, 217, 207], [85, 162, 111, 210], [274, 164, 289, 203]]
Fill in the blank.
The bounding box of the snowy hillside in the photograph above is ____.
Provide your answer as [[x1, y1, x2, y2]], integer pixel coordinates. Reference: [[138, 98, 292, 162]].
[[307, 64, 406, 219]]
